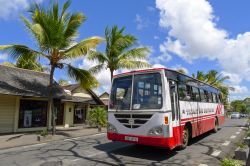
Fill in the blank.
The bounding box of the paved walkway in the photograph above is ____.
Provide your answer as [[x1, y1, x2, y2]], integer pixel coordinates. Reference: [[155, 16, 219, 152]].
[[0, 126, 107, 150]]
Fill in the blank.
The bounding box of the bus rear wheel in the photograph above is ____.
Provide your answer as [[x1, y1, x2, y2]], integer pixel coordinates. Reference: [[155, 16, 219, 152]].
[[213, 118, 219, 133], [179, 127, 189, 149]]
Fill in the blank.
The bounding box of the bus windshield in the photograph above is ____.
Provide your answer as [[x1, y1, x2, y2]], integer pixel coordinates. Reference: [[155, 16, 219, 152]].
[[110, 73, 163, 110]]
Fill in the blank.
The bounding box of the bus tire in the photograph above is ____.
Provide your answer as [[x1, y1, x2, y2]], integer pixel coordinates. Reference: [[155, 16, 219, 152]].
[[213, 118, 219, 133], [179, 126, 190, 150]]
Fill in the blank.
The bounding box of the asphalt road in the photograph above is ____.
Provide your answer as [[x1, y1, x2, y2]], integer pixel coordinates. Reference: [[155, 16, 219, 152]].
[[0, 118, 248, 166]]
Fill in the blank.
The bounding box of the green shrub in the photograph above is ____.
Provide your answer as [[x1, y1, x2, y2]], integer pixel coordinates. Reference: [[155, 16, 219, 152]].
[[87, 107, 107, 128], [247, 130, 250, 137], [221, 158, 242, 166], [236, 142, 247, 149], [40, 129, 48, 137]]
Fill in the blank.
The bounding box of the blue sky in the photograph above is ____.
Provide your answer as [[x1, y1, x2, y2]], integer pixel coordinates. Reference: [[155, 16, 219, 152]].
[[0, 0, 249, 100]]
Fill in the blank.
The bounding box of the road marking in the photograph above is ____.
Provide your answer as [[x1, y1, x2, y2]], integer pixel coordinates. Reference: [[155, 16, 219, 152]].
[[222, 141, 231, 146], [236, 132, 240, 135], [199, 164, 208, 166], [239, 129, 242, 131], [30, 143, 48, 147], [72, 159, 80, 162], [230, 135, 236, 139], [211, 150, 221, 157], [63, 133, 106, 141]]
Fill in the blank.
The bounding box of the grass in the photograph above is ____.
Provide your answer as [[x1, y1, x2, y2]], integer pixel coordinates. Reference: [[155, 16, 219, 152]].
[[221, 158, 242, 166], [236, 142, 247, 149]]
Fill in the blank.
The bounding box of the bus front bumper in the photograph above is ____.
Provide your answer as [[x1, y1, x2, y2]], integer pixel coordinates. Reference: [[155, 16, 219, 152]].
[[107, 132, 177, 149]]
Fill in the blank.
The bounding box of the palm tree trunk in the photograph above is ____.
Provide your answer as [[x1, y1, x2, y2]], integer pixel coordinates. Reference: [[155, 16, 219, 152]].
[[49, 65, 56, 135], [110, 69, 113, 83]]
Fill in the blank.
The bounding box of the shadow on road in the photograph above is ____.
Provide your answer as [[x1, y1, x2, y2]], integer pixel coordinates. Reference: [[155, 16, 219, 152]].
[[92, 130, 215, 164]]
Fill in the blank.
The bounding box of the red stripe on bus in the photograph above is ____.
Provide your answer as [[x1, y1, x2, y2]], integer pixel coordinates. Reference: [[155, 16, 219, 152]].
[[181, 114, 216, 121]]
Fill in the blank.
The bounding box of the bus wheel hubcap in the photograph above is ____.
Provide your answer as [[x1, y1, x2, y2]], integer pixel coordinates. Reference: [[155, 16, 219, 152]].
[[183, 130, 188, 145]]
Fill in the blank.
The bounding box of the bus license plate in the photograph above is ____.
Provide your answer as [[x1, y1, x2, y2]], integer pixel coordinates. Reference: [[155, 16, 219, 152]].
[[125, 136, 138, 142]]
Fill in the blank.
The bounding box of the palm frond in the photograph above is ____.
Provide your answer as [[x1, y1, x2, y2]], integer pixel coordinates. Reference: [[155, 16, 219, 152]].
[[63, 37, 104, 59], [20, 16, 45, 49], [60, 0, 71, 20], [67, 64, 99, 89], [52, 0, 59, 21], [118, 60, 151, 70], [63, 13, 86, 41], [1, 62, 15, 67], [118, 47, 151, 60], [89, 64, 105, 74], [88, 50, 108, 62], [0, 45, 45, 59]]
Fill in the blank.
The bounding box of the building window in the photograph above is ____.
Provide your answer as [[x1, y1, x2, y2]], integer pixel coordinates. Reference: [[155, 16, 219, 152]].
[[18, 100, 48, 128]]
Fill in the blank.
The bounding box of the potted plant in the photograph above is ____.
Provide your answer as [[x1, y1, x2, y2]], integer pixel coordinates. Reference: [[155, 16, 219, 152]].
[[37, 129, 49, 141], [234, 142, 249, 160], [87, 107, 107, 132], [243, 130, 250, 146]]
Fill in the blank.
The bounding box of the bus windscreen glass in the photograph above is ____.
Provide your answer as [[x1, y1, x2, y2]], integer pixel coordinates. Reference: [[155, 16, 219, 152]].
[[110, 73, 162, 110]]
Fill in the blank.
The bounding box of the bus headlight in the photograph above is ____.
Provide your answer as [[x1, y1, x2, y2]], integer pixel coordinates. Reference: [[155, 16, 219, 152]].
[[107, 123, 118, 133], [148, 126, 163, 136]]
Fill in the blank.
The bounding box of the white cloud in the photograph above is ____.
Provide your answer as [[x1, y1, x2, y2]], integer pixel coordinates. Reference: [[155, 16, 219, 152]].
[[0, 0, 42, 20], [135, 14, 154, 30], [221, 71, 242, 85], [156, 0, 227, 62], [135, 14, 148, 30], [152, 63, 166, 68], [153, 36, 159, 40], [231, 85, 249, 94], [147, 6, 156, 12], [171, 64, 189, 74], [0, 53, 8, 60], [155, 0, 250, 97], [229, 85, 249, 101]]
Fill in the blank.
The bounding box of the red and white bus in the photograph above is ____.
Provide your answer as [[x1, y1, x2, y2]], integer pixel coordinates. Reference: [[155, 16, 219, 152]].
[[107, 68, 224, 149]]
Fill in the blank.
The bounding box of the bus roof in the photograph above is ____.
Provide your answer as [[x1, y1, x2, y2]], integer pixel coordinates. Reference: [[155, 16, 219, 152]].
[[113, 68, 220, 92], [113, 68, 166, 77]]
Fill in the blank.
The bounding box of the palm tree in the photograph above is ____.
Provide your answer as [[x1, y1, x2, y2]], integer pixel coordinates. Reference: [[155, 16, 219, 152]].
[[88, 25, 151, 82], [192, 71, 206, 82], [177, 69, 186, 74], [2, 54, 46, 72], [0, 0, 103, 134], [192, 70, 234, 108], [58, 79, 69, 86], [16, 54, 45, 72], [1, 62, 15, 67]]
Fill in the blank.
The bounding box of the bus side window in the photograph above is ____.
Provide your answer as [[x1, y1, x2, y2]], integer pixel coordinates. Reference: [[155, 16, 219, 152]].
[[218, 94, 222, 103], [208, 92, 213, 102], [204, 90, 212, 102], [215, 94, 219, 103], [200, 89, 206, 102], [212, 93, 217, 103], [191, 87, 200, 101], [186, 85, 192, 100], [178, 83, 187, 100]]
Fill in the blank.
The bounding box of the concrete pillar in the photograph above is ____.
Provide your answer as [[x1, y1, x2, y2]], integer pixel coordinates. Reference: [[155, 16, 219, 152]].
[[13, 96, 20, 133], [47, 100, 52, 130]]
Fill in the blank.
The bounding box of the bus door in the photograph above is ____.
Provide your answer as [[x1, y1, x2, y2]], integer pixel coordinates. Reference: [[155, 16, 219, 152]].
[[191, 86, 200, 136], [169, 80, 181, 144]]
